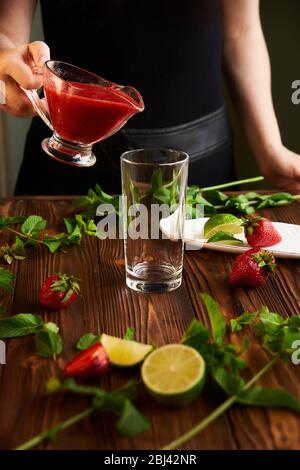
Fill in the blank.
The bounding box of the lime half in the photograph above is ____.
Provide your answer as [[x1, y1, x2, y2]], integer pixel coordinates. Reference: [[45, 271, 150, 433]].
[[101, 333, 153, 367], [204, 213, 243, 238], [141, 344, 206, 406]]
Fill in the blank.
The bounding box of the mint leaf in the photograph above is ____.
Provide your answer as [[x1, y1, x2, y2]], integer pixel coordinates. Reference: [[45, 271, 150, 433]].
[[116, 399, 150, 437], [288, 316, 300, 328], [35, 322, 62, 359], [43, 234, 66, 253], [151, 168, 163, 191], [259, 306, 287, 328], [124, 327, 135, 341], [230, 312, 257, 333], [76, 333, 101, 351], [200, 293, 226, 345], [72, 184, 120, 219], [213, 367, 245, 396], [237, 386, 300, 413], [207, 231, 243, 245], [181, 319, 210, 348], [0, 216, 25, 228], [21, 215, 46, 239], [203, 190, 229, 205], [13, 237, 26, 256], [44, 322, 59, 333], [282, 329, 300, 352], [0, 313, 44, 338], [153, 187, 171, 204], [0, 268, 15, 293]]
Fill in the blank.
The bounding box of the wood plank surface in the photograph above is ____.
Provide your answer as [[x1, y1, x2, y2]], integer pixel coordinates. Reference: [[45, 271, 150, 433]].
[[0, 195, 300, 450]]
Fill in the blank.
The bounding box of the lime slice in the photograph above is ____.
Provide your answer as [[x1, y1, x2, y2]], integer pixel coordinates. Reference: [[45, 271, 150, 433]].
[[204, 213, 243, 238], [141, 344, 205, 406], [100, 333, 153, 367]]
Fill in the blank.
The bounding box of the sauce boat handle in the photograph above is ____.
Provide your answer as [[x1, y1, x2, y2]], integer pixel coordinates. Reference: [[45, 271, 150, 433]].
[[21, 87, 53, 131]]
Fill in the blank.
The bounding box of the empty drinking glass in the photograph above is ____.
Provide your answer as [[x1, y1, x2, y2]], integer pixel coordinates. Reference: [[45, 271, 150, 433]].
[[121, 148, 189, 293]]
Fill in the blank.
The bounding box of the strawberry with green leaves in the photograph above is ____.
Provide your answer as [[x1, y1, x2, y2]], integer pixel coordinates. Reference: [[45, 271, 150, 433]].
[[242, 216, 282, 248], [230, 249, 277, 288], [39, 274, 80, 309]]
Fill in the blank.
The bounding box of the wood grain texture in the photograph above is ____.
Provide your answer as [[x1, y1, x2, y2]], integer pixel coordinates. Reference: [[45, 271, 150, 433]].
[[0, 195, 300, 450]]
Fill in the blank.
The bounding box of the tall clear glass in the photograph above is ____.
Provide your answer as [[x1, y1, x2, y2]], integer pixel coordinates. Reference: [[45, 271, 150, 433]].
[[121, 148, 189, 293]]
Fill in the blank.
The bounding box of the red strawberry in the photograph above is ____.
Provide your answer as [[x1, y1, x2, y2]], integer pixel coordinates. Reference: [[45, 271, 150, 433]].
[[230, 248, 276, 288], [40, 274, 80, 309], [242, 216, 282, 248], [64, 343, 109, 381]]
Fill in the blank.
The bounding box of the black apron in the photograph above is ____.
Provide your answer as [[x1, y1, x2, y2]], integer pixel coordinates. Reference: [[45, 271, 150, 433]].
[[15, 0, 236, 195]]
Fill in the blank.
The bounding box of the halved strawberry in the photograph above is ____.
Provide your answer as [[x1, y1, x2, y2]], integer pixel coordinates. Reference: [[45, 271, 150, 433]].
[[242, 216, 282, 248], [230, 248, 277, 288], [39, 273, 80, 309], [64, 343, 109, 381]]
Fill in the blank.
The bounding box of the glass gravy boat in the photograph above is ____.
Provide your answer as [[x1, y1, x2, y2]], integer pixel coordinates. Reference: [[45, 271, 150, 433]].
[[24, 60, 145, 167]]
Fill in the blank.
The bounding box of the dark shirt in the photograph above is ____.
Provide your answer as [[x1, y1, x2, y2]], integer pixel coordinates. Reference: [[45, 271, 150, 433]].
[[16, 0, 232, 196], [40, 0, 224, 128]]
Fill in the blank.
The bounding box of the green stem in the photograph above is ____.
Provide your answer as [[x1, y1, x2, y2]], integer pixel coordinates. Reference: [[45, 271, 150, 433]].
[[213, 199, 259, 211], [161, 357, 277, 450], [14, 406, 94, 450], [201, 176, 264, 192], [4, 227, 44, 245]]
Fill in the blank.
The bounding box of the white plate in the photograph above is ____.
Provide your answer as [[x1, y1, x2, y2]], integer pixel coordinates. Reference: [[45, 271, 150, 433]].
[[160, 213, 300, 259]]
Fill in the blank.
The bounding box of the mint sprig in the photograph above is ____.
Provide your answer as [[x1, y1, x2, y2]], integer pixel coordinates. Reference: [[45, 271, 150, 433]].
[[14, 379, 150, 449], [0, 214, 104, 264], [0, 313, 44, 337], [0, 313, 62, 359], [163, 294, 300, 449], [73, 176, 300, 220]]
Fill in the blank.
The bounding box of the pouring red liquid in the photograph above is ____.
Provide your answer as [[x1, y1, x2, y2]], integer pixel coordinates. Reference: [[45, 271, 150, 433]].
[[44, 82, 139, 145], [23, 61, 144, 167]]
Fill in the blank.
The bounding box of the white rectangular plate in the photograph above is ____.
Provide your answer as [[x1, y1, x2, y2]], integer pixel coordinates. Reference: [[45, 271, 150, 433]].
[[160, 214, 300, 259]]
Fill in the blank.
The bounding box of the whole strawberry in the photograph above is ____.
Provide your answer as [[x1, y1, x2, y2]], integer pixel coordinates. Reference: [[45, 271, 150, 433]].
[[40, 274, 80, 309], [243, 216, 282, 248], [230, 249, 276, 288]]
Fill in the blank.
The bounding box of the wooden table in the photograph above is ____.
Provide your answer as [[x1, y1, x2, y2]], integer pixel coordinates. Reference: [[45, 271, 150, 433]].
[[0, 195, 300, 450]]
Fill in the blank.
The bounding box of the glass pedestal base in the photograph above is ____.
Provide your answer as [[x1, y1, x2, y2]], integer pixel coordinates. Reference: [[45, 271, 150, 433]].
[[42, 133, 96, 167]]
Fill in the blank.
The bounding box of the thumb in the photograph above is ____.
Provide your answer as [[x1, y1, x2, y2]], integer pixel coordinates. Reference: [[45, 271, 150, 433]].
[[28, 41, 51, 68]]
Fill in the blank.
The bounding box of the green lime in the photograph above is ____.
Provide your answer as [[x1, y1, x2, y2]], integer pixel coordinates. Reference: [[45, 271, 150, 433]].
[[204, 213, 243, 238], [100, 333, 153, 367], [141, 344, 206, 406]]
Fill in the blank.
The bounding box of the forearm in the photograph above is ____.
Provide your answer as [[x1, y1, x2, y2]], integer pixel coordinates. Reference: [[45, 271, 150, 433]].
[[224, 28, 282, 162], [0, 0, 36, 49]]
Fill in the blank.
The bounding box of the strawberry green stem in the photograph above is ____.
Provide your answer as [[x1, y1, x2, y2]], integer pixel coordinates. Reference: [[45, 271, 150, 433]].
[[14, 406, 94, 450], [161, 357, 277, 450], [201, 176, 264, 192]]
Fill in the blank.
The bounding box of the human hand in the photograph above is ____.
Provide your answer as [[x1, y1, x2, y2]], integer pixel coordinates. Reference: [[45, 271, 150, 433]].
[[0, 41, 50, 117], [258, 144, 300, 191]]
